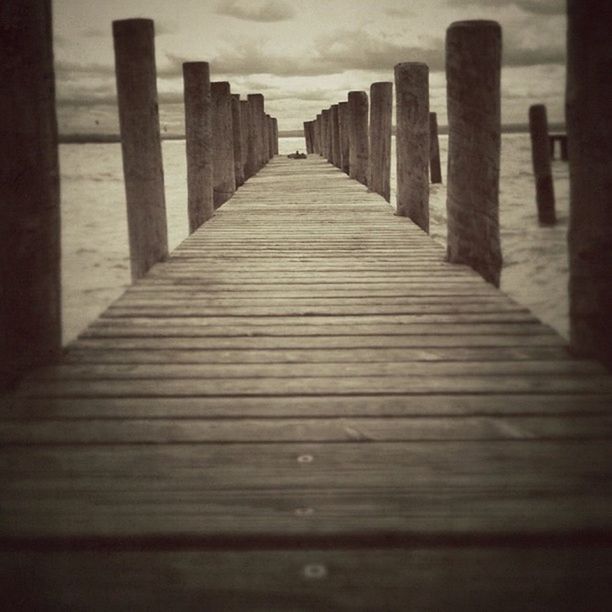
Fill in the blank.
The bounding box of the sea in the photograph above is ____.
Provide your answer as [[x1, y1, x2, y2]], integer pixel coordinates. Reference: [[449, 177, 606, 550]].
[[59, 134, 570, 345]]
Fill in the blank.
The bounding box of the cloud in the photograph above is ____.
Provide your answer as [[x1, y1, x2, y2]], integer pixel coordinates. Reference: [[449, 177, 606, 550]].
[[384, 7, 414, 18], [448, 0, 564, 15], [215, 0, 296, 22]]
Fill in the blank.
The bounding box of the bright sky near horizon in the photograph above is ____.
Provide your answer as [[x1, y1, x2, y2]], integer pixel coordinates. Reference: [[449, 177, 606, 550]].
[[53, 0, 567, 134]]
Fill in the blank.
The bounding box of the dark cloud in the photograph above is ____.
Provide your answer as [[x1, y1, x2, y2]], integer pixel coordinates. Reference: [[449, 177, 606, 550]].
[[215, 0, 296, 22], [448, 0, 565, 15]]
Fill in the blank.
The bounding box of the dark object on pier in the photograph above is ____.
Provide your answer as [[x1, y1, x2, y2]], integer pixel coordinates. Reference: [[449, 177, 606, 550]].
[[429, 112, 443, 184], [529, 104, 556, 224], [288, 151, 307, 159], [369, 82, 393, 202]]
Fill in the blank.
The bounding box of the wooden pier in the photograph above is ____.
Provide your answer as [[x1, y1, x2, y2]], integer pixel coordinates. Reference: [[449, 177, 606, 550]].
[[2, 156, 612, 609]]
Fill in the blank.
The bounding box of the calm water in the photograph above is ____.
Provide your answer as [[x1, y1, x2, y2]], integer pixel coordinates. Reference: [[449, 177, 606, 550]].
[[59, 135, 569, 345]]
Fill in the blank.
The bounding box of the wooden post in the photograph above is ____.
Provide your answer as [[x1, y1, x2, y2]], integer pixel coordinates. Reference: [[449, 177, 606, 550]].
[[303, 121, 313, 153], [263, 113, 271, 163], [429, 112, 443, 184], [240, 99, 250, 180], [314, 115, 322, 154], [113, 19, 168, 281], [338, 101, 350, 174], [560, 136, 568, 161], [211, 81, 236, 208], [330, 104, 341, 168], [348, 91, 369, 186], [549, 136, 557, 160], [1, 0, 61, 388], [272, 117, 279, 155], [183, 62, 213, 233], [259, 99, 268, 167], [321, 109, 330, 160], [395, 62, 430, 232], [446, 20, 502, 287], [369, 82, 393, 201], [567, 0, 612, 365], [246, 93, 263, 177], [267, 115, 275, 159], [529, 104, 556, 224], [231, 94, 245, 188], [327, 107, 334, 162]]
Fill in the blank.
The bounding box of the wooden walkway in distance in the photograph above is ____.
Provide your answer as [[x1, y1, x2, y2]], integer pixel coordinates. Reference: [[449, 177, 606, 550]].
[[2, 156, 612, 609]]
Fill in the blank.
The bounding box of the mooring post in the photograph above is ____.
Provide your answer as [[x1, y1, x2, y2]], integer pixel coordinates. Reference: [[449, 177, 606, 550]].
[[314, 115, 322, 154], [211, 82, 236, 208], [338, 101, 350, 174], [446, 20, 502, 287], [348, 91, 369, 186], [567, 0, 612, 366], [246, 93, 263, 177], [529, 104, 556, 224], [231, 94, 245, 187], [331, 104, 341, 168], [113, 19, 168, 282], [304, 121, 313, 153], [267, 115, 275, 159], [327, 107, 334, 163], [560, 136, 568, 161], [183, 62, 213, 233], [259, 99, 268, 167], [321, 109, 330, 160], [239, 99, 250, 180], [429, 112, 443, 184], [263, 113, 271, 163], [369, 82, 393, 201], [272, 117, 279, 155], [1, 0, 61, 389], [395, 63, 430, 232]]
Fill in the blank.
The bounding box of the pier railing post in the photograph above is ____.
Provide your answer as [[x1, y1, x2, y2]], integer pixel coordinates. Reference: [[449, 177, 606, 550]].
[[267, 114, 275, 160], [429, 112, 443, 184], [369, 82, 393, 201], [331, 104, 341, 168], [1, 0, 61, 388], [315, 114, 322, 155], [395, 62, 430, 232], [259, 99, 267, 168], [113, 18, 168, 281], [240, 99, 250, 180], [567, 0, 612, 365], [183, 62, 213, 233], [263, 113, 271, 163], [529, 104, 556, 224], [211, 81, 236, 208], [272, 117, 279, 155], [304, 121, 313, 154], [348, 91, 369, 186], [321, 109, 330, 160], [246, 93, 263, 178], [445, 20, 502, 287], [231, 94, 245, 187], [338, 101, 350, 174]]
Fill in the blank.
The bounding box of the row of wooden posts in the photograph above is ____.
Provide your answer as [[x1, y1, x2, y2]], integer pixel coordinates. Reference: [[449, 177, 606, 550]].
[[115, 19, 279, 280]]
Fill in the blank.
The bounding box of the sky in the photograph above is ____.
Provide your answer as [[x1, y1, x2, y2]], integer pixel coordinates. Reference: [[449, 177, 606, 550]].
[[53, 0, 567, 134]]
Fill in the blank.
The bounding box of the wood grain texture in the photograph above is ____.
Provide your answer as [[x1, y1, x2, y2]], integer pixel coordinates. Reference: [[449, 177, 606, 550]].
[[3, 154, 612, 608]]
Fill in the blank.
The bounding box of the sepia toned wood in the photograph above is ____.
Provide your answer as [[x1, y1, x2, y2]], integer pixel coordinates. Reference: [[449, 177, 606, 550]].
[[246, 93, 264, 177], [3, 155, 612, 609], [112, 18, 168, 281], [429, 112, 442, 183], [395, 62, 430, 232], [303, 121, 313, 153], [529, 104, 556, 224], [369, 82, 393, 201], [230, 94, 245, 187], [263, 114, 271, 163], [338, 102, 350, 174], [446, 20, 502, 287], [566, 0, 612, 367], [313, 115, 321, 154], [267, 115, 275, 160], [239, 100, 249, 179], [210, 82, 236, 208], [330, 104, 341, 168], [0, 0, 62, 389], [272, 117, 279, 155], [348, 91, 369, 185], [321, 109, 330, 160], [183, 62, 213, 232]]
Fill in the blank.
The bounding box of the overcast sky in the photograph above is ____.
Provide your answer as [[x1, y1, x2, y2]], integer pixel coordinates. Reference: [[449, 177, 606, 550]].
[[53, 0, 567, 134]]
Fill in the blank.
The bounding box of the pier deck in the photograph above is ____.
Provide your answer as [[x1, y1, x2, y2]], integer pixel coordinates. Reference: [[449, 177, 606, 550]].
[[2, 156, 612, 609]]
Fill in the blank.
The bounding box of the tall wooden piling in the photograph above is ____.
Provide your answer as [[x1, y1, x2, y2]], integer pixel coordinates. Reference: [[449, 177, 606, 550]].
[[331, 105, 341, 168], [246, 93, 263, 177], [529, 104, 556, 224], [338, 101, 350, 174], [183, 62, 213, 233], [321, 109, 330, 160], [272, 117, 279, 155], [314, 115, 322, 154], [267, 115, 275, 159], [211, 82, 236, 208], [369, 82, 393, 202], [259, 99, 268, 167], [348, 91, 369, 186], [263, 113, 271, 163], [395, 63, 430, 232], [1, 0, 61, 388], [567, 0, 612, 365], [113, 19, 168, 281], [240, 100, 250, 179], [304, 121, 313, 154], [231, 94, 245, 188], [445, 20, 502, 287], [429, 112, 442, 184]]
